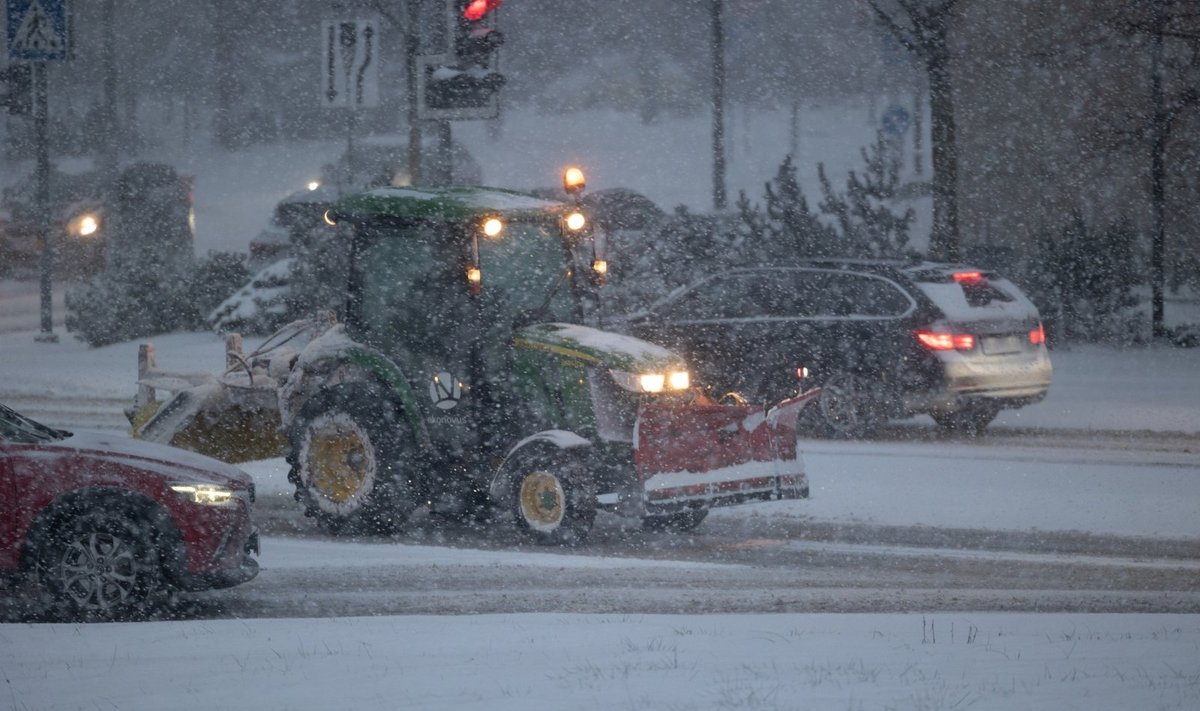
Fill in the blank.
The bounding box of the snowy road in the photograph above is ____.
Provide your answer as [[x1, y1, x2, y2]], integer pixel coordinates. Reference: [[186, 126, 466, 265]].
[[130, 428, 1195, 620]]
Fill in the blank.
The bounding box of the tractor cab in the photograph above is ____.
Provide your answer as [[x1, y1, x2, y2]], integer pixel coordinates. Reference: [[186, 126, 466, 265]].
[[327, 181, 605, 485]]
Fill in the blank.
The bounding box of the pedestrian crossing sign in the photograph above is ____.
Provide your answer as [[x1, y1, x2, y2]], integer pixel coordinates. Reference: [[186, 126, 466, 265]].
[[6, 0, 69, 62]]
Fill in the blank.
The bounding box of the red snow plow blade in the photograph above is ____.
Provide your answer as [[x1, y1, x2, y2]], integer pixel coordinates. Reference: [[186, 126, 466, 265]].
[[635, 391, 817, 509]]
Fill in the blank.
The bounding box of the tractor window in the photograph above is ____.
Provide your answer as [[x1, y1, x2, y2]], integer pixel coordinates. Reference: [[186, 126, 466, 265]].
[[355, 224, 445, 352], [477, 223, 574, 323]]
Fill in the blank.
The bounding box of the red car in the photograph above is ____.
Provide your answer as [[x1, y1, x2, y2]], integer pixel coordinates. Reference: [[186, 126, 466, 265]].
[[0, 403, 259, 620]]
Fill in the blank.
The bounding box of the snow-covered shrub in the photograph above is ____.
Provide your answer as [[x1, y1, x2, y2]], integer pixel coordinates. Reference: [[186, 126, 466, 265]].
[[190, 251, 253, 320], [1021, 212, 1143, 345], [817, 131, 918, 258], [735, 146, 918, 263], [66, 271, 195, 347], [207, 258, 293, 335], [65, 251, 251, 346]]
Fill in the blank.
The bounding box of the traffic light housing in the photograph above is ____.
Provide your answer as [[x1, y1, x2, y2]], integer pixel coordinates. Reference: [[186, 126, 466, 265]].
[[417, 0, 506, 119], [455, 0, 504, 69]]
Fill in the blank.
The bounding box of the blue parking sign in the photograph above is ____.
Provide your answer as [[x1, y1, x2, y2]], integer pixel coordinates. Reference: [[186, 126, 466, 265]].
[[7, 0, 69, 61]]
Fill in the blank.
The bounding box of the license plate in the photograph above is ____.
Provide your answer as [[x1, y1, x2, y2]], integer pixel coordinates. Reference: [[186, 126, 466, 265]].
[[981, 335, 1022, 355]]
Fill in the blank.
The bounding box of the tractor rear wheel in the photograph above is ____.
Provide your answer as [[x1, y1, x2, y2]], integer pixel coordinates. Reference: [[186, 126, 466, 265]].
[[288, 383, 418, 535]]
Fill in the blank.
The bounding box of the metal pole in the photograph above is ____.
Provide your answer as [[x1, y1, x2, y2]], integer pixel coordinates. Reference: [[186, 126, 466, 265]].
[[34, 61, 57, 343], [436, 120, 452, 185], [99, 0, 118, 179], [710, 0, 727, 211], [406, 0, 423, 185], [345, 107, 356, 192], [1149, 0, 1167, 339]]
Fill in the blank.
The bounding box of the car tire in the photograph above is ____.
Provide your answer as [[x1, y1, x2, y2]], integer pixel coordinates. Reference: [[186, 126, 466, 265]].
[[35, 509, 162, 621], [288, 382, 418, 535], [642, 507, 709, 533], [508, 450, 596, 546], [931, 403, 1000, 436], [814, 372, 878, 438]]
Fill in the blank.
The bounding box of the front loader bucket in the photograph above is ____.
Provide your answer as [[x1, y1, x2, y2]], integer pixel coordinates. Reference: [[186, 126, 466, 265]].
[[129, 384, 285, 461], [128, 342, 286, 464], [634, 391, 818, 509], [130, 383, 286, 463]]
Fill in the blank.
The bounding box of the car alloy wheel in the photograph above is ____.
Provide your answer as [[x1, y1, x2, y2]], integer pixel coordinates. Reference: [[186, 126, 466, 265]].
[[818, 372, 874, 437], [37, 510, 160, 620]]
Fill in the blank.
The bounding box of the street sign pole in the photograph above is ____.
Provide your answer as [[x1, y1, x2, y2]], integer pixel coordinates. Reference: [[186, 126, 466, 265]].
[[8, 0, 71, 343], [33, 60, 56, 341]]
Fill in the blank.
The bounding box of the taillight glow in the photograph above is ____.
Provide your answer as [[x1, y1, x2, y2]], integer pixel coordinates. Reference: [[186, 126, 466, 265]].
[[916, 330, 976, 351], [952, 271, 984, 284], [1029, 322, 1046, 345]]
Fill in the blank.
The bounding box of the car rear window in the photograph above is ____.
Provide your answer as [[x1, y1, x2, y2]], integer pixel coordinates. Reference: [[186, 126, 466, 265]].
[[913, 276, 1039, 321]]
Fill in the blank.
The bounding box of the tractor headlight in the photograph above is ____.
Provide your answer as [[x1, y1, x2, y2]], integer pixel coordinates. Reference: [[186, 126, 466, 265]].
[[564, 211, 587, 231], [77, 214, 100, 236], [482, 217, 504, 237], [610, 370, 690, 394], [171, 483, 236, 507]]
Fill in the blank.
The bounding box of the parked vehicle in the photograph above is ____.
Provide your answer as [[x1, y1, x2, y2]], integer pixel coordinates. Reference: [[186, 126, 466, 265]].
[[0, 403, 259, 620], [616, 260, 1052, 437], [0, 163, 193, 279], [128, 170, 812, 543]]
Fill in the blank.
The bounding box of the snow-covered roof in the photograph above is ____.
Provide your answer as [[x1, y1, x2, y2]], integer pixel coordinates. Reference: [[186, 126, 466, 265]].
[[334, 185, 567, 224]]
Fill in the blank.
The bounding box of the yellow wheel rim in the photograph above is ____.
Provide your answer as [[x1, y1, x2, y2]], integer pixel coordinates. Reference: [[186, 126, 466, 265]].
[[518, 470, 564, 529], [306, 419, 371, 505]]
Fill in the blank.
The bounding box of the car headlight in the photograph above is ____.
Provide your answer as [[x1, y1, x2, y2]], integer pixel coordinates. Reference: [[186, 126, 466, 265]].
[[610, 370, 690, 394], [170, 483, 237, 507]]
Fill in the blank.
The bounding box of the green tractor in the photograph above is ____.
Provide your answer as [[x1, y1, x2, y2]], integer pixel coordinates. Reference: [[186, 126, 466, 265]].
[[131, 171, 813, 543]]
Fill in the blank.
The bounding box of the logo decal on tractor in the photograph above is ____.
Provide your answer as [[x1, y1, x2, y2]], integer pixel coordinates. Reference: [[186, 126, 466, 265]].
[[429, 372, 462, 410]]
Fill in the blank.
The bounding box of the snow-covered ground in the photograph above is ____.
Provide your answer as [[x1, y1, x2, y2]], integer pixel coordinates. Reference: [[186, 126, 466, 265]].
[[5, 612, 1198, 711]]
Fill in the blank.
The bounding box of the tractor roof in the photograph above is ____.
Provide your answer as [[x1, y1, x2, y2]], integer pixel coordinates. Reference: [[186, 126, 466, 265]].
[[332, 185, 569, 225]]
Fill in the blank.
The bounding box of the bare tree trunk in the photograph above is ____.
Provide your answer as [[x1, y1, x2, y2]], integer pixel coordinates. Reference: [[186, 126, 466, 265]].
[[927, 48, 959, 261], [867, 0, 962, 261], [711, 0, 727, 211]]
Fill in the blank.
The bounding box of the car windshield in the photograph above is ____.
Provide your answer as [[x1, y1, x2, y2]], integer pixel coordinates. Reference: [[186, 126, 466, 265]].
[[0, 403, 68, 443]]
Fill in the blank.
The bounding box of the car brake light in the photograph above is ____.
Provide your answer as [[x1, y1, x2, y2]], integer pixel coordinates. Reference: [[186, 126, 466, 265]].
[[952, 271, 984, 284], [916, 330, 976, 351], [1029, 322, 1046, 345]]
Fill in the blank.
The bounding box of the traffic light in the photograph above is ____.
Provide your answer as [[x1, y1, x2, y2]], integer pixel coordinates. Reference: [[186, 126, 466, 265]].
[[455, 0, 504, 69], [418, 0, 506, 118]]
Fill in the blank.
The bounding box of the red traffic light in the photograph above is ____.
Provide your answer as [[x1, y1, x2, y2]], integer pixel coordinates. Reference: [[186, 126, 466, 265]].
[[463, 0, 502, 22]]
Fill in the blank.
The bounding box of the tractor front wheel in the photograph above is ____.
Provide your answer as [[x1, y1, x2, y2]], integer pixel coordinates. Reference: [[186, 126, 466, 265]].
[[508, 451, 596, 546]]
